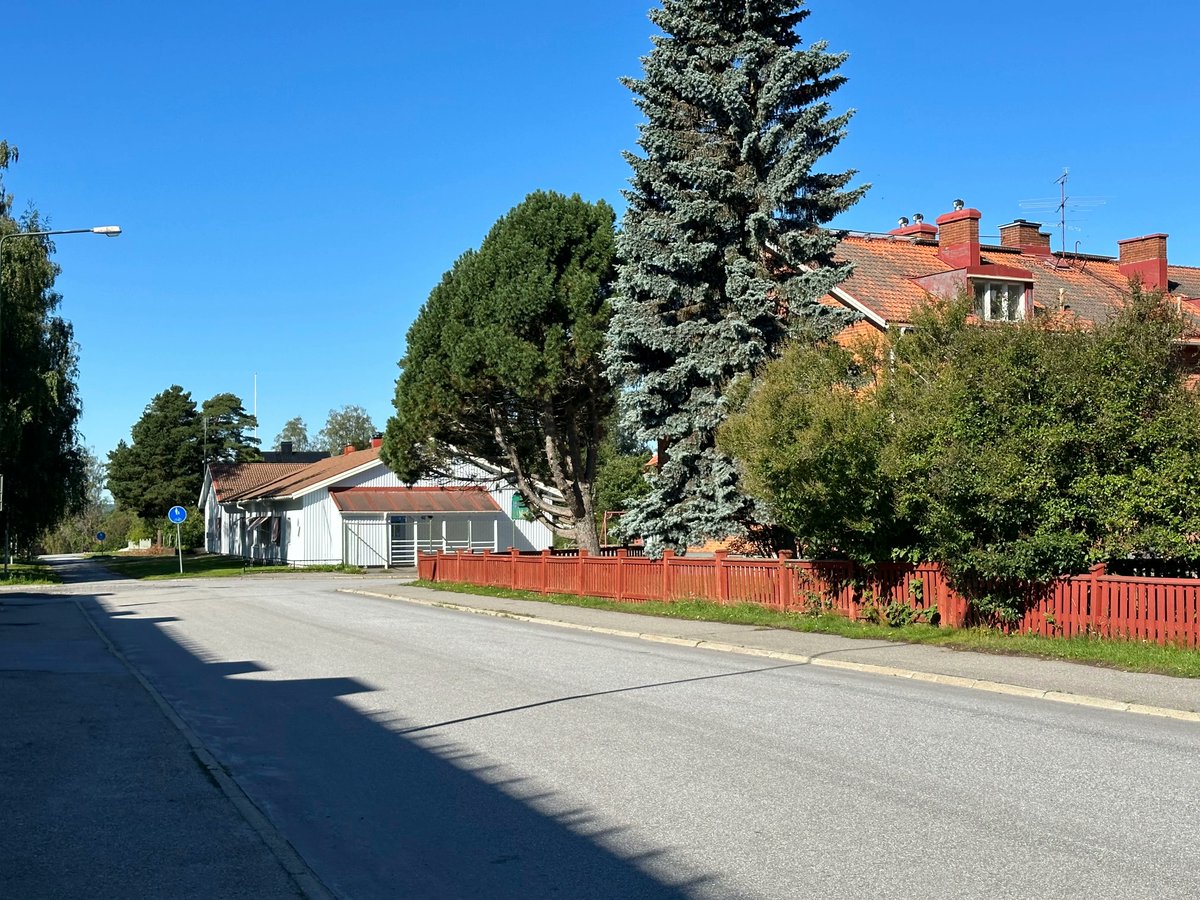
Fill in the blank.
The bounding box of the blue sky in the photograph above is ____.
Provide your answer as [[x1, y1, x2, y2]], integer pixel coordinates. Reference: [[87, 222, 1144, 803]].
[[6, 0, 1198, 462]]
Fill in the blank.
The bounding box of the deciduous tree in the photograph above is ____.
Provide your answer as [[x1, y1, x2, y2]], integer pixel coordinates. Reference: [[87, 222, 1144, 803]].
[[723, 288, 1200, 620], [605, 0, 866, 553], [0, 141, 90, 553], [719, 337, 902, 564], [273, 416, 315, 452], [317, 405, 376, 454]]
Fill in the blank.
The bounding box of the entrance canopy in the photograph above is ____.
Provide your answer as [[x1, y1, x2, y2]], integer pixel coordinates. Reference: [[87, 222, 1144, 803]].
[[330, 487, 502, 515]]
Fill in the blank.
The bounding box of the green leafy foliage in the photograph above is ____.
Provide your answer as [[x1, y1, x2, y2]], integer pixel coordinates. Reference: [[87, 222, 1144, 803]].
[[0, 145, 89, 553], [591, 430, 652, 543], [383, 191, 616, 552], [317, 405, 376, 454], [606, 0, 867, 553], [724, 287, 1200, 620], [38, 449, 107, 554], [720, 338, 902, 564], [273, 416, 316, 452]]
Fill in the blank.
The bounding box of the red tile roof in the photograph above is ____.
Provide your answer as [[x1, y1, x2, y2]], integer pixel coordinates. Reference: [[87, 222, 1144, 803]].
[[222, 447, 382, 501], [828, 234, 1200, 336], [208, 462, 311, 502]]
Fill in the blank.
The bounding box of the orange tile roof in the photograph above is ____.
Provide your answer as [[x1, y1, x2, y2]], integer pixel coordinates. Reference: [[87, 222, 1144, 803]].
[[828, 234, 1200, 336], [831, 236, 945, 325], [209, 462, 311, 502], [1170, 264, 1200, 298], [223, 447, 383, 501]]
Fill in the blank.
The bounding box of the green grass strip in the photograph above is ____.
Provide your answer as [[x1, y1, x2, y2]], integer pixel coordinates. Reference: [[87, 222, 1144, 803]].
[[91, 552, 364, 581], [0, 561, 61, 584], [415, 580, 1200, 679]]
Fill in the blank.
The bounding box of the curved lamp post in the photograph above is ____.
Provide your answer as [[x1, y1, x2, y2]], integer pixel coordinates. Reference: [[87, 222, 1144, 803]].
[[0, 225, 121, 572]]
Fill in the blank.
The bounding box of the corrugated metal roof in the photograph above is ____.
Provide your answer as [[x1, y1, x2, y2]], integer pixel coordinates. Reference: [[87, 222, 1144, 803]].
[[330, 487, 501, 515]]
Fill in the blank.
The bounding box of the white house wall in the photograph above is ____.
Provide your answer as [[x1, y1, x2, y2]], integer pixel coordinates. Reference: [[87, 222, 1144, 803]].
[[323, 458, 554, 556], [298, 490, 342, 566], [202, 456, 554, 569]]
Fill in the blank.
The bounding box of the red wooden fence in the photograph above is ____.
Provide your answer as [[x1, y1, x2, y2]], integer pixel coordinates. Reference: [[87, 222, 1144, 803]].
[[417, 549, 1200, 649]]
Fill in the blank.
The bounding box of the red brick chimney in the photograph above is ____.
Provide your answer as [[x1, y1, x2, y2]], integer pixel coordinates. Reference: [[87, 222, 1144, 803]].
[[343, 443, 356, 456], [1117, 233, 1168, 291], [370, 435, 383, 449], [888, 214, 938, 240], [999, 219, 1052, 256], [936, 202, 981, 268]]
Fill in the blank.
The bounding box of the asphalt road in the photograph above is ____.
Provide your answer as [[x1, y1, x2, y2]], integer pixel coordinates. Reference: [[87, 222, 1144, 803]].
[[71, 572, 1200, 899]]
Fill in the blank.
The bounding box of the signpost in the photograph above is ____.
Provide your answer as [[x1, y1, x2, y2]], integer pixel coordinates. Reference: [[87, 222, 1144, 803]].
[[96, 531, 106, 543], [168, 506, 187, 574]]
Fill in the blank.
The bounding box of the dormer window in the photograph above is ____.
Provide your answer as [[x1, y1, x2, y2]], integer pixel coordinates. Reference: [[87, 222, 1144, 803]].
[[974, 279, 1029, 322]]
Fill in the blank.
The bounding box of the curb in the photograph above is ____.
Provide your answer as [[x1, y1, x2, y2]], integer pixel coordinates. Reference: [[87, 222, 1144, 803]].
[[341, 589, 1200, 725], [75, 599, 336, 900]]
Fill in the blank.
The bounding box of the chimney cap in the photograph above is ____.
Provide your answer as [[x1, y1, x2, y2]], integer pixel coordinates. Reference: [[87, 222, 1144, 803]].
[[912, 213, 924, 223], [953, 198, 965, 211], [897, 216, 909, 227], [1116, 232, 1169, 245]]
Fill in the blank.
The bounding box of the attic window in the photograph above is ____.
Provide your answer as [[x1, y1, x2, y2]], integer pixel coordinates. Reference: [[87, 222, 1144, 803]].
[[973, 280, 1029, 322]]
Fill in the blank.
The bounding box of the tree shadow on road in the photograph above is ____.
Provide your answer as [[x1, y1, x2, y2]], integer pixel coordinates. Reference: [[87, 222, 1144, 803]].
[[78, 595, 711, 899]]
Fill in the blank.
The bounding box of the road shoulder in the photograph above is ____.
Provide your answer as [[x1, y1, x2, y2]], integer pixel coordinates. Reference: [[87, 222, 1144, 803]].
[[342, 583, 1200, 723]]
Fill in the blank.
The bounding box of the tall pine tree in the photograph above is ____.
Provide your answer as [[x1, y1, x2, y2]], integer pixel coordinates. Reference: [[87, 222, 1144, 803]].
[[106, 385, 248, 523], [200, 392, 260, 463], [605, 0, 866, 553]]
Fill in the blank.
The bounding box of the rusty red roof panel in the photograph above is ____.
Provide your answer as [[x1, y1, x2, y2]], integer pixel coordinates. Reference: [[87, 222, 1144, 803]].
[[330, 487, 501, 515]]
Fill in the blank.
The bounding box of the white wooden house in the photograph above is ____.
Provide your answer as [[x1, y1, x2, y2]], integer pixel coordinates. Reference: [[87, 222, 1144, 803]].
[[199, 444, 553, 567]]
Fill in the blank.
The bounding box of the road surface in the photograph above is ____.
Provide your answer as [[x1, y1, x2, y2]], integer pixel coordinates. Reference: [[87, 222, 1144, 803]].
[[62, 567, 1200, 898]]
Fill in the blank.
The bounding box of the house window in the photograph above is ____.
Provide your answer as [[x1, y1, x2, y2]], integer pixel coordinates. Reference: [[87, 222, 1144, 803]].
[[974, 280, 1028, 322]]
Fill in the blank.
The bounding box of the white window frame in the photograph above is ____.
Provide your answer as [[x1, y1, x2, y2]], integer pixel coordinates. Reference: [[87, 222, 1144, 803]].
[[973, 279, 1030, 322]]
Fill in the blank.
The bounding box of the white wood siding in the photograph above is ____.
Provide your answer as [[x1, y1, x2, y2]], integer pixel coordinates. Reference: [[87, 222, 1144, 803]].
[[298, 490, 342, 565], [202, 456, 555, 568]]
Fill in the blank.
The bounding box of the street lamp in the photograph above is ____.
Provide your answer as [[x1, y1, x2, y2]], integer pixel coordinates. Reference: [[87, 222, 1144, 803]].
[[0, 225, 122, 573]]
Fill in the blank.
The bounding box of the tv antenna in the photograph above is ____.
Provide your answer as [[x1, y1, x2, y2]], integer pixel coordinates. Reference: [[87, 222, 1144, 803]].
[[1018, 168, 1106, 260]]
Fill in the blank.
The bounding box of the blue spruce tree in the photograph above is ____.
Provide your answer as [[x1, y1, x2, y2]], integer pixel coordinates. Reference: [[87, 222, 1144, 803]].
[[605, 0, 866, 553]]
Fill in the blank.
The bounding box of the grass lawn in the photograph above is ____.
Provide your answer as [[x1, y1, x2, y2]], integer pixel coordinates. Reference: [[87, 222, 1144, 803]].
[[416, 579, 1200, 679], [92, 552, 363, 581], [0, 561, 61, 585]]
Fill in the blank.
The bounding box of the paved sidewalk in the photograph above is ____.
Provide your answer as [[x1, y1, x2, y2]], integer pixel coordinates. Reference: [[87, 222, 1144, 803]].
[[0, 593, 308, 900], [347, 582, 1200, 720]]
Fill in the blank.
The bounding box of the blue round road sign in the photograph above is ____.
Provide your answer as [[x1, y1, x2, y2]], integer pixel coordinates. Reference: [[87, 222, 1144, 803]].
[[168, 505, 188, 524], [96, 531, 106, 542]]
